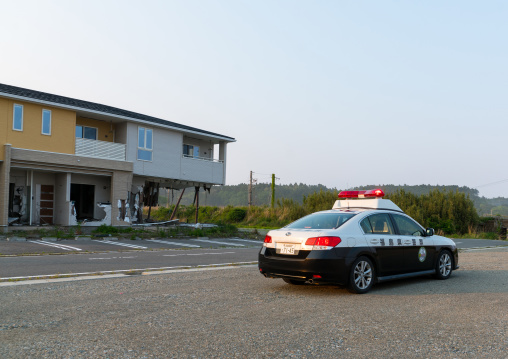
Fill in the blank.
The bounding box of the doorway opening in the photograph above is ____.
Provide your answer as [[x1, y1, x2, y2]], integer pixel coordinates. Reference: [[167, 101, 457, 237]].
[[71, 184, 95, 220]]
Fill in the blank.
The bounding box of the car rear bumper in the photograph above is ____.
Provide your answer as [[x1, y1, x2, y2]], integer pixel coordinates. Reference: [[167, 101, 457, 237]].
[[258, 247, 353, 285]]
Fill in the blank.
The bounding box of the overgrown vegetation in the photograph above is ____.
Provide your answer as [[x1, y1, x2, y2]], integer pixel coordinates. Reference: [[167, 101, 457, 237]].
[[385, 190, 479, 234], [158, 183, 508, 216], [150, 188, 506, 238]]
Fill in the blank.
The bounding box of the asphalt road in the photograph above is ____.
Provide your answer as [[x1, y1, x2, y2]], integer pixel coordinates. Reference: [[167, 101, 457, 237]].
[[1, 237, 506, 281], [0, 237, 264, 256], [0, 249, 506, 358], [0, 247, 259, 279]]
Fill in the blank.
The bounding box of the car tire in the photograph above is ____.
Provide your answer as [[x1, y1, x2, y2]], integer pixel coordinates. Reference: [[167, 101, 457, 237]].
[[435, 250, 453, 280], [282, 278, 306, 285], [347, 256, 375, 294]]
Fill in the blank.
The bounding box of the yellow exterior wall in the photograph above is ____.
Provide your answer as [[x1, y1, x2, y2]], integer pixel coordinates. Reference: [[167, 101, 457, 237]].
[[0, 98, 8, 160], [76, 117, 115, 142], [0, 97, 76, 157]]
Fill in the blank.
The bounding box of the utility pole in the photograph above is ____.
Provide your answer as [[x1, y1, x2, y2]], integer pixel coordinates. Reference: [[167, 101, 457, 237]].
[[271, 174, 275, 208], [248, 171, 253, 207]]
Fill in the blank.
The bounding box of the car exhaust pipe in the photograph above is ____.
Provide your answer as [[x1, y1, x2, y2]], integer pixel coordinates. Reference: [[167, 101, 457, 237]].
[[308, 279, 315, 284]]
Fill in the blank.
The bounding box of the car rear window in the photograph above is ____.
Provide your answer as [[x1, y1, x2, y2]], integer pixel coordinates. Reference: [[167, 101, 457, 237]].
[[285, 212, 357, 230]]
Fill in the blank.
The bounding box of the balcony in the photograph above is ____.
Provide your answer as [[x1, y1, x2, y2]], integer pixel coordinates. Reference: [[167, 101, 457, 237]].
[[181, 155, 224, 184], [75, 138, 126, 161]]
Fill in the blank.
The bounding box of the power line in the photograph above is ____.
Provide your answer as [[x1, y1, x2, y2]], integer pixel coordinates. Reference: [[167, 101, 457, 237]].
[[474, 178, 508, 189]]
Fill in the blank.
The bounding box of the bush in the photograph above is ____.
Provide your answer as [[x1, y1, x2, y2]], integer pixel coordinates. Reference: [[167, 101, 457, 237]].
[[226, 208, 247, 222], [93, 224, 119, 235]]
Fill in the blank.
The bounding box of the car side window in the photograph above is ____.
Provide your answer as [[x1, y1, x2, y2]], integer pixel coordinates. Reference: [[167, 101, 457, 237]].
[[366, 213, 395, 235], [360, 217, 373, 233], [392, 214, 425, 236]]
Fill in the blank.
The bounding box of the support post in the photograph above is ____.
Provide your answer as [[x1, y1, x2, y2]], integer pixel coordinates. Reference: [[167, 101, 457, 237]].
[[248, 171, 253, 207], [195, 186, 199, 224], [146, 184, 154, 221], [169, 188, 185, 220], [271, 174, 275, 209]]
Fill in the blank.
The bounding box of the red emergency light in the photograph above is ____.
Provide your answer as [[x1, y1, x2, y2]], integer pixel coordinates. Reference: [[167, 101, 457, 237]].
[[338, 189, 385, 199]]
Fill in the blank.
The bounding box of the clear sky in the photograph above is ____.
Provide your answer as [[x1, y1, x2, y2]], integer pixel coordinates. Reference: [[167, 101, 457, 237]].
[[1, 1, 507, 197]]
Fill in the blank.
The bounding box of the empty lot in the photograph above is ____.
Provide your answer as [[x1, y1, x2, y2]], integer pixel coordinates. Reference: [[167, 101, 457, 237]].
[[1, 249, 507, 358]]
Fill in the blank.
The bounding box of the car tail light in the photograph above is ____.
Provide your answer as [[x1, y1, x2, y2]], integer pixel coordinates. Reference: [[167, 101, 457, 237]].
[[264, 235, 272, 243], [338, 189, 384, 198], [305, 236, 342, 248]]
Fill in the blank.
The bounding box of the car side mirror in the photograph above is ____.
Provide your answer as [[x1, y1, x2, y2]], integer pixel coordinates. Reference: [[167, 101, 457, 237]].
[[426, 228, 434, 237]]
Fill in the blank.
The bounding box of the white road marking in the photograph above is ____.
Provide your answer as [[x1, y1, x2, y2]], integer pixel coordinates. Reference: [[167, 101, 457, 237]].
[[97, 240, 147, 249], [89, 256, 137, 260], [193, 239, 245, 247], [162, 252, 235, 257], [227, 238, 263, 244], [461, 246, 508, 252], [146, 239, 201, 248], [0, 264, 258, 286], [28, 240, 83, 251]]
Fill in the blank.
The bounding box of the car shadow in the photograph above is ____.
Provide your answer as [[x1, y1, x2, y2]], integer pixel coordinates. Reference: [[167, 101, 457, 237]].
[[265, 269, 508, 296], [369, 269, 508, 295]]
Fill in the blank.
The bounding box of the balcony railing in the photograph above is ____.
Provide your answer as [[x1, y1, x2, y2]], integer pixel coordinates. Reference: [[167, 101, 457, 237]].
[[181, 155, 224, 184], [182, 154, 223, 163], [75, 138, 126, 161]]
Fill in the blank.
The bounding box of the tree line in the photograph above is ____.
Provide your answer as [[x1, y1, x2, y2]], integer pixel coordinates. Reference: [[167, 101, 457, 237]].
[[158, 183, 507, 216]]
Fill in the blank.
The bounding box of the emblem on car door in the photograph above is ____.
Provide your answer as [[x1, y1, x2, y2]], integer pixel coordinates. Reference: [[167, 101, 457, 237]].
[[285, 232, 291, 236]]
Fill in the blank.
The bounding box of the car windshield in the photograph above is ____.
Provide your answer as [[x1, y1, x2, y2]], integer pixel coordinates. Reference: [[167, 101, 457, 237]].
[[285, 212, 357, 230]]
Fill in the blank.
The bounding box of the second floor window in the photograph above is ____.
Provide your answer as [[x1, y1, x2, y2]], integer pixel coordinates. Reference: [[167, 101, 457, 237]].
[[13, 104, 23, 131], [76, 125, 97, 140], [183, 144, 200, 158], [42, 109, 51, 135], [138, 127, 153, 161]]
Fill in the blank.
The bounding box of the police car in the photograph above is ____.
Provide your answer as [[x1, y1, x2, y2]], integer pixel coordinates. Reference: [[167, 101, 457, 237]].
[[258, 189, 459, 294]]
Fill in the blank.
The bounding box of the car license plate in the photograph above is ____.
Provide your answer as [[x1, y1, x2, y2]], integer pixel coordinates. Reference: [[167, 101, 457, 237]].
[[277, 243, 297, 255]]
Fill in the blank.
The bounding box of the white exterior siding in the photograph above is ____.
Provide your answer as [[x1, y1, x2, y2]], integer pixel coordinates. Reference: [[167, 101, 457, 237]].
[[127, 122, 182, 179], [122, 123, 227, 185]]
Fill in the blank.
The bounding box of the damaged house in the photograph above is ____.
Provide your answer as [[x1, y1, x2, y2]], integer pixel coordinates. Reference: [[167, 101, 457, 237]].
[[0, 83, 235, 229]]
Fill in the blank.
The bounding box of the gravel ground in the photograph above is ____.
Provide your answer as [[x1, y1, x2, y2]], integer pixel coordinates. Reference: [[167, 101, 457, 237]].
[[0, 249, 507, 358]]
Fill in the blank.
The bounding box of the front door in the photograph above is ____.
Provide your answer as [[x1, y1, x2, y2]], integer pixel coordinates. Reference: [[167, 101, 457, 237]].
[[390, 214, 434, 272], [36, 184, 54, 225]]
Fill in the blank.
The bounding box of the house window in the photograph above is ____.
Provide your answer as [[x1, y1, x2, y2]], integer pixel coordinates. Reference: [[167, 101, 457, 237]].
[[138, 127, 153, 161], [13, 104, 23, 131], [183, 144, 200, 158], [42, 109, 51, 135], [75, 125, 97, 140]]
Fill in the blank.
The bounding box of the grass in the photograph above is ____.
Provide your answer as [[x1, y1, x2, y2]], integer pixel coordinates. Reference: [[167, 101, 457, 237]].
[[448, 232, 505, 240]]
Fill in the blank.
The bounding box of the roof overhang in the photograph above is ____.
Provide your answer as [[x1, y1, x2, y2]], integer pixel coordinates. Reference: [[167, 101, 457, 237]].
[[0, 91, 236, 143]]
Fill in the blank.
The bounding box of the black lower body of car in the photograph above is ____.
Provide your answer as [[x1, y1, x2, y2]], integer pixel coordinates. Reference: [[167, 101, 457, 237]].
[[258, 245, 459, 294]]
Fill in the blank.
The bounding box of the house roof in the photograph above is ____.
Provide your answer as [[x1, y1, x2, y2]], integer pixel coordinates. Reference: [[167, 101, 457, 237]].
[[0, 83, 235, 142]]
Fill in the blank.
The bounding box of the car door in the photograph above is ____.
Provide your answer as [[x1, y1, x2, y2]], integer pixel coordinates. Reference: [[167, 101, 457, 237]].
[[390, 214, 434, 272], [361, 213, 405, 276]]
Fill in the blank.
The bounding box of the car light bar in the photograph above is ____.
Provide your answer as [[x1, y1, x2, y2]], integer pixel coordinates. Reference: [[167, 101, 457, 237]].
[[338, 189, 385, 199]]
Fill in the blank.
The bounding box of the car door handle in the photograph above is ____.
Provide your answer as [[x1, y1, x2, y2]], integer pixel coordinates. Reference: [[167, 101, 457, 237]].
[[370, 239, 379, 245], [403, 239, 411, 245]]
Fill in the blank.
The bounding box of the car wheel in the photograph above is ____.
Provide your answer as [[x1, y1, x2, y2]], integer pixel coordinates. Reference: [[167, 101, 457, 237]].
[[282, 278, 306, 285], [347, 256, 375, 294], [435, 250, 453, 280]]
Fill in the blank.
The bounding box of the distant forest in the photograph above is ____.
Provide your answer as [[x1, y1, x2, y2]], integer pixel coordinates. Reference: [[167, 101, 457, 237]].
[[158, 183, 508, 216]]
